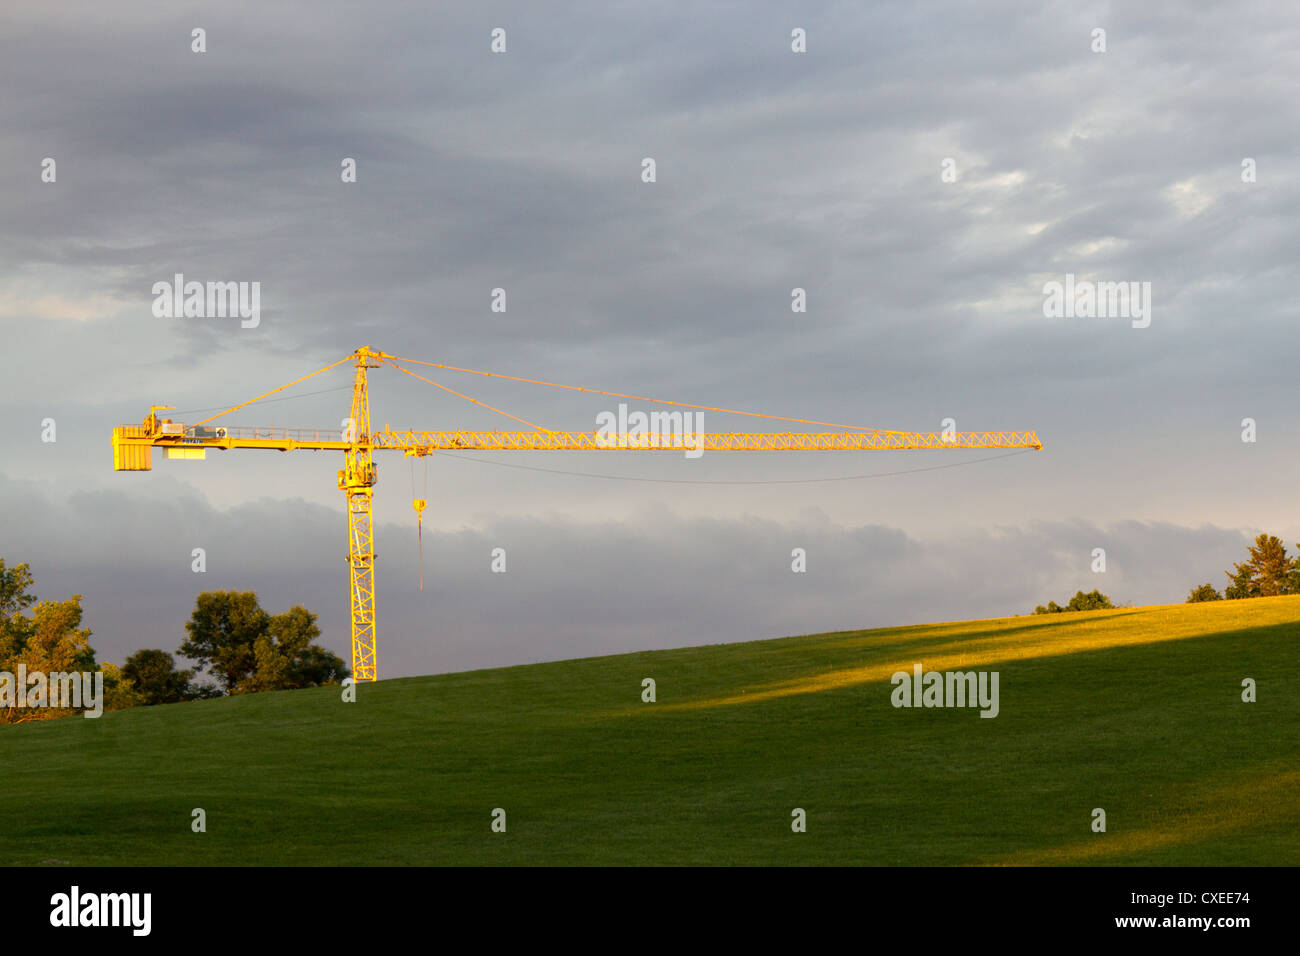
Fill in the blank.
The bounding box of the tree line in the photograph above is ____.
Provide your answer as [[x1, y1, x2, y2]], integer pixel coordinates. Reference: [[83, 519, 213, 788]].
[[1032, 589, 1115, 614], [1031, 533, 1300, 614], [1185, 533, 1300, 602], [1, 558, 347, 723]]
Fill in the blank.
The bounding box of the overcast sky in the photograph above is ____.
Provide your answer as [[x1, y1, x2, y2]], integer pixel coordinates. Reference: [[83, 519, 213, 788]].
[[1, 0, 1297, 678]]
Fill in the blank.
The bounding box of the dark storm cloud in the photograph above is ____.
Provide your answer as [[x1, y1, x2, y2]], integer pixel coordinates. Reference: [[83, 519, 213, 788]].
[[0, 470, 1255, 676]]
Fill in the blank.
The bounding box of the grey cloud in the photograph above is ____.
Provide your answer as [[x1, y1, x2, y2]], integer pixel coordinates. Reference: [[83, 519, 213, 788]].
[[0, 470, 1260, 677]]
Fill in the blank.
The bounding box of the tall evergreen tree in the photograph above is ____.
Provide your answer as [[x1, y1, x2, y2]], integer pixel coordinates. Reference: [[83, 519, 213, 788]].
[[1225, 534, 1292, 598]]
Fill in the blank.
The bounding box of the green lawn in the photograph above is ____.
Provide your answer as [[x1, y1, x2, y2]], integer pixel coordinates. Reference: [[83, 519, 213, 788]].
[[2, 596, 1296, 865]]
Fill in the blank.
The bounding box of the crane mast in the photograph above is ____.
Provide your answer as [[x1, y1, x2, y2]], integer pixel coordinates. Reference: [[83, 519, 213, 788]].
[[339, 348, 383, 680], [111, 346, 1042, 681]]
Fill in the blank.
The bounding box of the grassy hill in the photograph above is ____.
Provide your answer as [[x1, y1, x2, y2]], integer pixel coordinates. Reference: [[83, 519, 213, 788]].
[[2, 597, 1297, 865]]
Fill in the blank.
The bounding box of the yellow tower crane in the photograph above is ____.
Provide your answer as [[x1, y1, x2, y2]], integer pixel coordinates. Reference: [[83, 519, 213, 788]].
[[111, 346, 1042, 682]]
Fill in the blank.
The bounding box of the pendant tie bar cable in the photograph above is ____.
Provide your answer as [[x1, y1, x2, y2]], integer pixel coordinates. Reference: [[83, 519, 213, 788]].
[[382, 357, 555, 433], [190, 356, 354, 428], [379, 352, 898, 434]]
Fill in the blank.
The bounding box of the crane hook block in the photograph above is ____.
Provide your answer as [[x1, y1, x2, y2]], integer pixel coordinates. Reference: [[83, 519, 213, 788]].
[[413, 498, 427, 514]]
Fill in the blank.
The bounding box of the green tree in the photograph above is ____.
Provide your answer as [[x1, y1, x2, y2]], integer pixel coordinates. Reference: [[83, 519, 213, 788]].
[[0, 560, 99, 724], [1033, 590, 1114, 614], [1185, 583, 1223, 603], [178, 591, 271, 693], [122, 649, 198, 705], [1223, 563, 1257, 600], [1066, 589, 1115, 611], [1225, 534, 1293, 598], [101, 662, 144, 712], [269, 606, 346, 687], [180, 591, 347, 694], [290, 644, 349, 687], [0, 560, 37, 662], [233, 636, 292, 694]]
